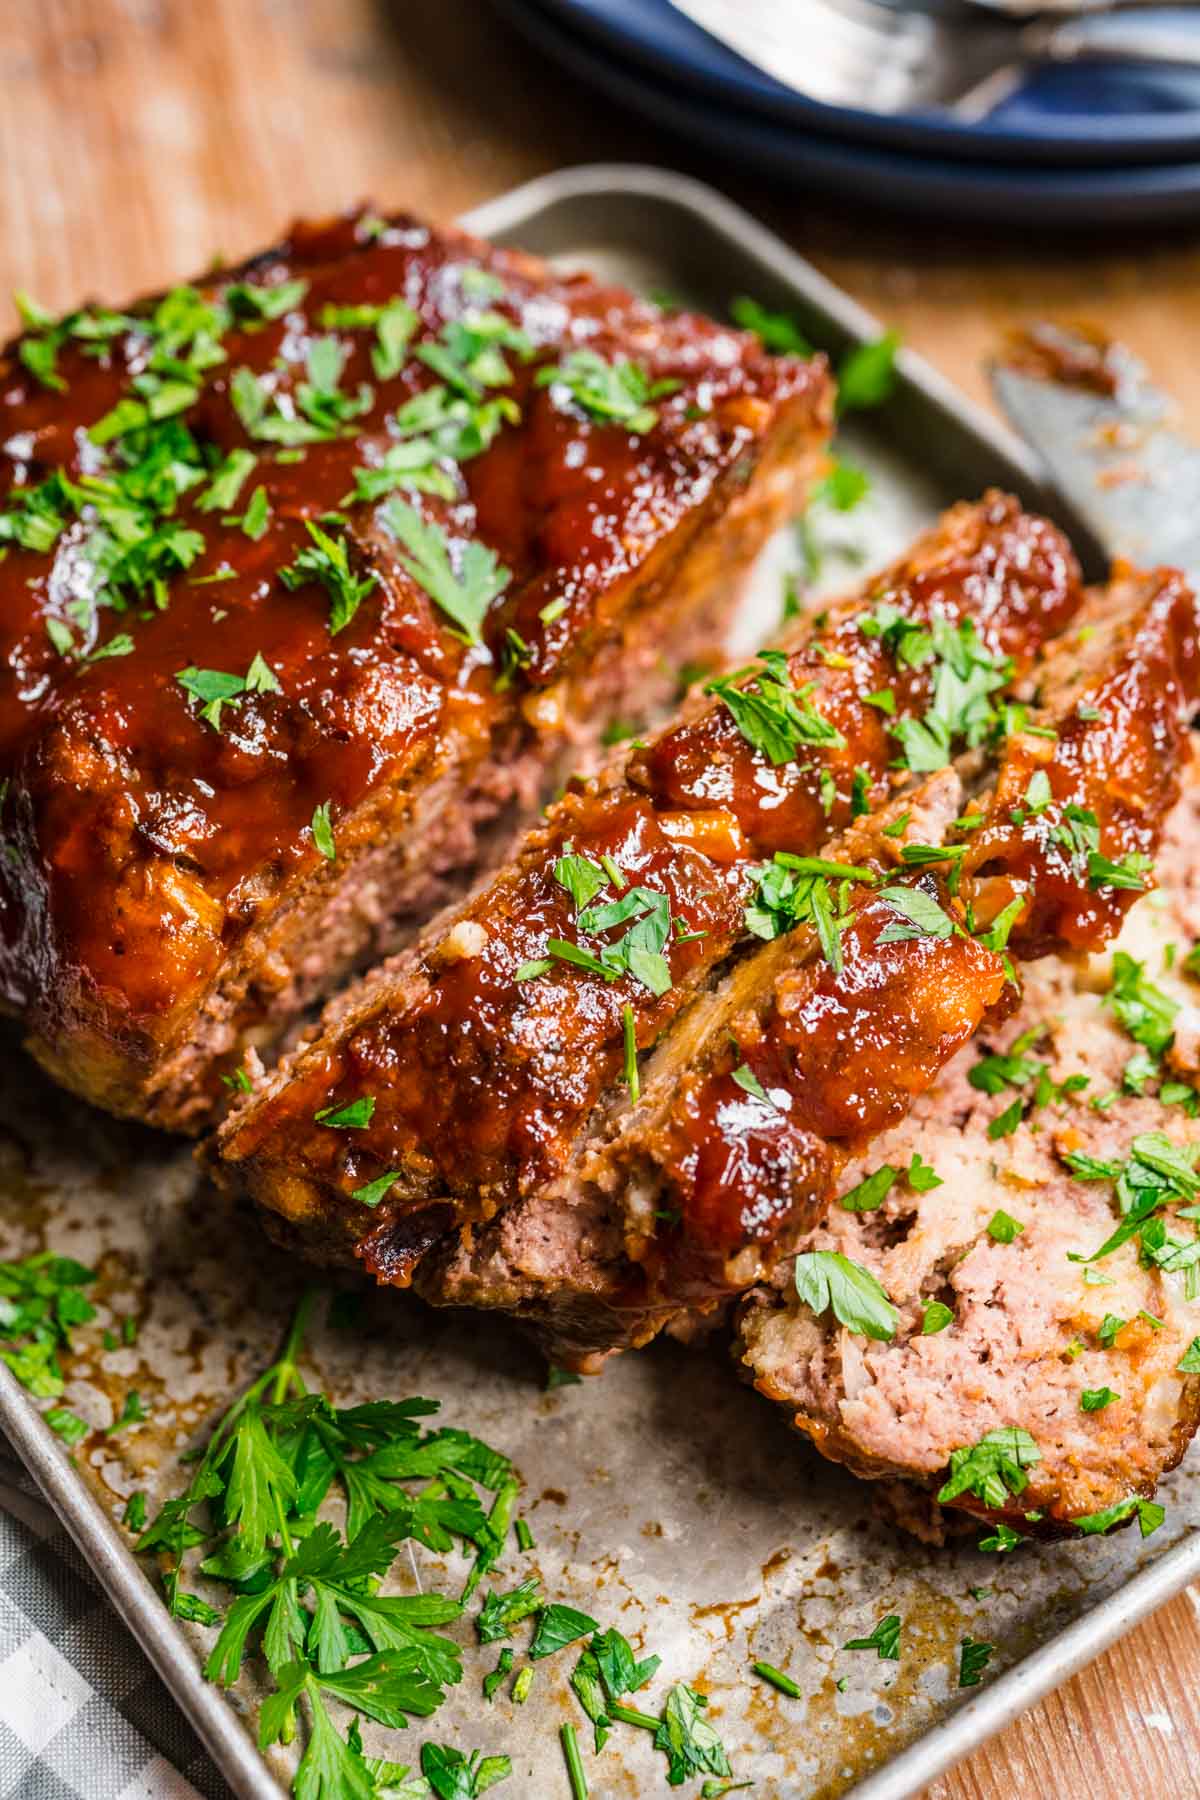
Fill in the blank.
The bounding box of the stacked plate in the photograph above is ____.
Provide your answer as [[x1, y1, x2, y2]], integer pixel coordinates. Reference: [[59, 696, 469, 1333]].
[[494, 0, 1200, 224]]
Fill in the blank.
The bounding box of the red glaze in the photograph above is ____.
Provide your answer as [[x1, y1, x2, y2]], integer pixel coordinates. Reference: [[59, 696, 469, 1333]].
[[642, 886, 1008, 1303], [961, 566, 1200, 956], [220, 496, 1084, 1247], [0, 209, 827, 1100], [632, 500, 1080, 854], [606, 564, 1200, 1310]]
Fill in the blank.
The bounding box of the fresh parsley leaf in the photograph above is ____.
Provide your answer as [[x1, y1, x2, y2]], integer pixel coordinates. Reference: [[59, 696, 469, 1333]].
[[838, 1165, 897, 1213], [958, 1637, 995, 1687], [876, 883, 955, 944], [921, 1300, 954, 1335], [537, 348, 671, 433], [1081, 1387, 1120, 1412], [653, 1682, 734, 1787], [315, 1097, 376, 1129], [529, 1602, 600, 1660], [908, 1152, 942, 1192], [937, 1427, 1041, 1508], [837, 331, 901, 413], [977, 1521, 1024, 1553], [310, 801, 336, 863], [1105, 951, 1177, 1059], [476, 1577, 542, 1644], [280, 519, 377, 635], [706, 650, 845, 766], [1073, 1496, 1165, 1538], [986, 1209, 1023, 1243], [843, 1613, 901, 1659], [793, 1251, 897, 1341], [729, 296, 811, 355], [382, 500, 508, 646], [1178, 1337, 1200, 1373], [352, 1171, 402, 1209]]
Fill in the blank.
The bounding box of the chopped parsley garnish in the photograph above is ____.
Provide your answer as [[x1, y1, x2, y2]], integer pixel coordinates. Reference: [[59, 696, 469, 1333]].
[[987, 1209, 1023, 1242], [936, 1427, 1042, 1508], [706, 649, 846, 766], [731, 1064, 773, 1108], [987, 1100, 1023, 1141], [1088, 850, 1153, 892], [838, 1165, 897, 1213], [836, 331, 901, 413], [729, 296, 812, 355], [752, 1661, 801, 1698], [106, 1390, 149, 1437], [921, 1300, 954, 1334], [843, 1613, 901, 1660], [351, 1171, 402, 1208], [1073, 1496, 1165, 1538], [536, 348, 675, 433], [876, 616, 1012, 773], [794, 1251, 897, 1341], [232, 335, 373, 445], [876, 883, 955, 944], [123, 1492, 148, 1533], [908, 1153, 942, 1192], [743, 853, 871, 971], [315, 1097, 376, 1129], [417, 307, 530, 399], [226, 276, 309, 321], [174, 652, 280, 731], [623, 1004, 640, 1102], [382, 499, 509, 646], [1178, 1337, 1200, 1373], [958, 1637, 995, 1688], [977, 1521, 1025, 1553], [45, 1406, 89, 1445], [198, 446, 257, 512], [1081, 1387, 1120, 1412], [476, 1577, 543, 1644], [310, 800, 336, 863], [279, 519, 377, 635], [1064, 1131, 1200, 1266], [653, 1683, 734, 1787], [528, 1602, 599, 1660]]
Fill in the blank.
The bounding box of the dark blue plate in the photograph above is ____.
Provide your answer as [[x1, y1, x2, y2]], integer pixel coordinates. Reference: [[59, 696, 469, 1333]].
[[531, 0, 1200, 165], [494, 0, 1200, 223]]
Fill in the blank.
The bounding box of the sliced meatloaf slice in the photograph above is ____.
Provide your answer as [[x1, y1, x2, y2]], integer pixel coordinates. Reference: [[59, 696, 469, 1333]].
[[735, 755, 1200, 1540], [411, 562, 1200, 1367], [213, 496, 1084, 1266], [0, 208, 832, 1131]]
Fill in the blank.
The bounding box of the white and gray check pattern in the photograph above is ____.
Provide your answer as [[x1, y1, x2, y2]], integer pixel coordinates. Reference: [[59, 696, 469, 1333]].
[[0, 1453, 228, 1800]]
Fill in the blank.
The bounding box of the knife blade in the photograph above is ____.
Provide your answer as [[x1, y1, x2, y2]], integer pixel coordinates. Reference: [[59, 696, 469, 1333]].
[[990, 324, 1200, 589]]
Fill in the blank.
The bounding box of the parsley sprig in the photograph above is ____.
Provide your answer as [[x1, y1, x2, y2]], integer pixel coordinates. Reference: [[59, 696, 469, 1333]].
[[382, 501, 509, 647], [705, 650, 845, 766]]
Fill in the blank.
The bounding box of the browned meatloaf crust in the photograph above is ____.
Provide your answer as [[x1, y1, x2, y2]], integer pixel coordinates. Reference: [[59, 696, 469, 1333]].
[[735, 756, 1200, 1540], [0, 208, 832, 1132], [399, 559, 1199, 1368], [212, 496, 1084, 1259]]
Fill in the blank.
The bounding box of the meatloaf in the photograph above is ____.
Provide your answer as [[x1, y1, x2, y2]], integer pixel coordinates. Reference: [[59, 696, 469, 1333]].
[[0, 209, 832, 1131], [213, 495, 1086, 1271], [735, 755, 1200, 1540], [406, 559, 1200, 1368]]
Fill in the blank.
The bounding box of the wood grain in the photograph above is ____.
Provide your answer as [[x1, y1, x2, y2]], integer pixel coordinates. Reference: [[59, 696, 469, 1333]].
[[1, 3, 1198, 1796]]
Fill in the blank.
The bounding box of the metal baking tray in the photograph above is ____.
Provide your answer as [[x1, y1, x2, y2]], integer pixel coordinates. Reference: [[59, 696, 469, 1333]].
[[2, 163, 1197, 1800]]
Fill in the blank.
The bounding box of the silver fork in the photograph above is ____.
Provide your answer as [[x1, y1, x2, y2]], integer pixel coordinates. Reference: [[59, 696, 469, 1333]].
[[671, 0, 1200, 118]]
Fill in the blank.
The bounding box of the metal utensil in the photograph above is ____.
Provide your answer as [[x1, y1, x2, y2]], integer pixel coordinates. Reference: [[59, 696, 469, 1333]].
[[991, 325, 1200, 589], [670, 0, 1200, 116]]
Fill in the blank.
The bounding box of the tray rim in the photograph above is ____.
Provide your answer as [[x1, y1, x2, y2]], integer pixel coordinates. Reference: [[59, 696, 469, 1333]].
[[1, 160, 1194, 1800]]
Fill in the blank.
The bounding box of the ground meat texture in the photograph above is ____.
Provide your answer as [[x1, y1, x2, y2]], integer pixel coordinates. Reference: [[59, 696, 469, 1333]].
[[0, 208, 833, 1131], [213, 496, 1084, 1260], [735, 755, 1200, 1538], [407, 566, 1200, 1368]]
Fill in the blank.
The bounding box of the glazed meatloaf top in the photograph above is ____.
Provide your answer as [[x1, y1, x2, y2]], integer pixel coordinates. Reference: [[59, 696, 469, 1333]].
[[213, 495, 1086, 1265], [736, 753, 1200, 1540], [0, 208, 831, 1129]]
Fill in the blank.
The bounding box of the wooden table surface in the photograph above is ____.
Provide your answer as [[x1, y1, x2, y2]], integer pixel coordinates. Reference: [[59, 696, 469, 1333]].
[[2, 3, 1199, 1795]]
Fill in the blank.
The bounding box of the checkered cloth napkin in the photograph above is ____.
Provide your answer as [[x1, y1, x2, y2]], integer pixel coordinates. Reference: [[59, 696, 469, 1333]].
[[0, 1450, 228, 1800]]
